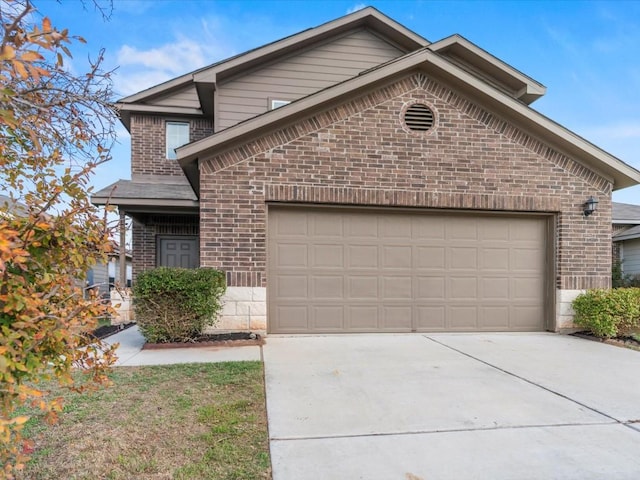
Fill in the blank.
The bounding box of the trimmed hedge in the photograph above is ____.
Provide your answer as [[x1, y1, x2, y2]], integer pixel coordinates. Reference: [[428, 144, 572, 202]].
[[572, 288, 640, 338], [133, 267, 226, 343]]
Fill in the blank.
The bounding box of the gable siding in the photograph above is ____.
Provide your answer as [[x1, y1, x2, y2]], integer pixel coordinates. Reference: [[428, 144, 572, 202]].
[[145, 85, 200, 109], [623, 239, 640, 276], [216, 28, 404, 131]]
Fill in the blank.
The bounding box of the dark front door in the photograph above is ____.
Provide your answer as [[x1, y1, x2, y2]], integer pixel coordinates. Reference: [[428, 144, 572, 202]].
[[158, 236, 199, 268]]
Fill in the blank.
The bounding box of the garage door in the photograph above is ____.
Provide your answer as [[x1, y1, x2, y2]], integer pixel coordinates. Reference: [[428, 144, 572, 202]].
[[268, 207, 548, 333]]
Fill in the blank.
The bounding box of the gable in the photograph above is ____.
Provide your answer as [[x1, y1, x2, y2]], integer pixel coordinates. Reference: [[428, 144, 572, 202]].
[[144, 85, 200, 110], [203, 73, 609, 197], [216, 29, 405, 131]]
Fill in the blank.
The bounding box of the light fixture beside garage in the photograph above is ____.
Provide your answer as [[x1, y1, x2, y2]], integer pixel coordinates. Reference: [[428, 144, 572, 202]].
[[583, 196, 598, 216]]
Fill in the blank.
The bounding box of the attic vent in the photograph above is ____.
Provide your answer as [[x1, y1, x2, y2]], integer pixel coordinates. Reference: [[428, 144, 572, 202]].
[[403, 104, 434, 132]]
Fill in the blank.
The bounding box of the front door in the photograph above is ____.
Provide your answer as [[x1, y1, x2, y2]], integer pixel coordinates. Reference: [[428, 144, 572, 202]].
[[157, 236, 199, 268]]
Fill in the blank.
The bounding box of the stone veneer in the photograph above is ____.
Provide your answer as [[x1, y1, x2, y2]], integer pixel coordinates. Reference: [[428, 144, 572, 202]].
[[204, 287, 267, 332], [556, 289, 586, 332]]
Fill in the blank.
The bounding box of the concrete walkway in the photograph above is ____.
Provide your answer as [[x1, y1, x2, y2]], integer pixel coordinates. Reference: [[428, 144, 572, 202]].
[[104, 325, 261, 366], [264, 333, 640, 480]]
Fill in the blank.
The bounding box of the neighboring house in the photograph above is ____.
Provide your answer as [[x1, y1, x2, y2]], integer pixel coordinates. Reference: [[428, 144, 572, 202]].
[[86, 247, 133, 298], [612, 202, 640, 279], [92, 7, 640, 334], [0, 194, 28, 218]]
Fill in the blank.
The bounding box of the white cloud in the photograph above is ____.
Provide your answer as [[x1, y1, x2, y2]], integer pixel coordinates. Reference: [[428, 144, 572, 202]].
[[346, 3, 366, 14], [113, 37, 207, 96]]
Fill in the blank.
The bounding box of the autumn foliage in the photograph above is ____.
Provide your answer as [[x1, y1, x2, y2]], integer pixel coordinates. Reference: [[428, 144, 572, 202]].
[[0, 1, 118, 476]]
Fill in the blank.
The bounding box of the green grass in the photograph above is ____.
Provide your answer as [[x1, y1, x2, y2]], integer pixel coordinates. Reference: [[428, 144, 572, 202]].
[[17, 362, 271, 480]]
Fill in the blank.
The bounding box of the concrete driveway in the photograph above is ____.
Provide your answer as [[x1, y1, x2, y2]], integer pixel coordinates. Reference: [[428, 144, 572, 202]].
[[263, 333, 640, 479]]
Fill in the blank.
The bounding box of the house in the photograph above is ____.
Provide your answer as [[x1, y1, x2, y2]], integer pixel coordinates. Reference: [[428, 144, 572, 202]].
[[92, 7, 640, 334], [85, 247, 133, 298], [0, 194, 28, 218], [612, 202, 640, 280]]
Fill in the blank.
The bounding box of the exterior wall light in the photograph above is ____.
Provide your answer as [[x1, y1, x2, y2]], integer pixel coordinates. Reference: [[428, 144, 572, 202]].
[[583, 196, 598, 217]]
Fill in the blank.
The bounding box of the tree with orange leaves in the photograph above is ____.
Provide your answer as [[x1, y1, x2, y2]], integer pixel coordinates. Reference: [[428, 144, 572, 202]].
[[0, 1, 118, 476]]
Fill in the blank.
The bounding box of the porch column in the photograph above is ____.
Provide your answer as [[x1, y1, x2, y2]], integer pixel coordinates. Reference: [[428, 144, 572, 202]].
[[119, 209, 127, 287]]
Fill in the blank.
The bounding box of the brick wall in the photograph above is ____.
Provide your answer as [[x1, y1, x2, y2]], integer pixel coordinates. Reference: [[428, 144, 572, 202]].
[[198, 73, 612, 292], [130, 114, 213, 177], [131, 215, 199, 279]]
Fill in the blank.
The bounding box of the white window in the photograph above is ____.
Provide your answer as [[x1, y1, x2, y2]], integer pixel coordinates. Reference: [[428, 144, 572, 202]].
[[271, 99, 290, 110], [166, 121, 189, 159]]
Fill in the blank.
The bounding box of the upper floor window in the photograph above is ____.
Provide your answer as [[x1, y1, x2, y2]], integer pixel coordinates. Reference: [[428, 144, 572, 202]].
[[166, 121, 189, 159], [270, 99, 291, 110]]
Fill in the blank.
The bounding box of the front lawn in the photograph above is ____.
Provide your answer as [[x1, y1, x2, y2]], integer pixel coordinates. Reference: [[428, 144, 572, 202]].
[[17, 362, 271, 479]]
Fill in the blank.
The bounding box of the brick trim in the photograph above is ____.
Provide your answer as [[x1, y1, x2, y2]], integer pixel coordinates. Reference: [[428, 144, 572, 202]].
[[226, 271, 263, 288], [203, 74, 610, 192], [560, 276, 610, 289], [264, 184, 561, 212]]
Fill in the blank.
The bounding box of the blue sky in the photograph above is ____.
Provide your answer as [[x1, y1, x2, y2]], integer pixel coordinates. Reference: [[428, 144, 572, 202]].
[[41, 0, 640, 204]]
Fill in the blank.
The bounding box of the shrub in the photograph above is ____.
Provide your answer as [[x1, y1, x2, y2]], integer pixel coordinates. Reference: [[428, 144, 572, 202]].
[[133, 267, 226, 343], [572, 288, 640, 338]]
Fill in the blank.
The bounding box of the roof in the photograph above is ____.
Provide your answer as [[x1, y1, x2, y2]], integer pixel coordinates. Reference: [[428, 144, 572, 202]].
[[428, 35, 546, 105], [115, 7, 429, 130], [0, 194, 28, 217], [613, 224, 640, 242], [176, 46, 640, 195], [613, 202, 640, 224], [91, 179, 198, 209]]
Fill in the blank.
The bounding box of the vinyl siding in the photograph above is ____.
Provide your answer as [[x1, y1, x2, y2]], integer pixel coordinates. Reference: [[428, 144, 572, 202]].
[[622, 239, 640, 276], [148, 85, 200, 109], [216, 28, 403, 130]]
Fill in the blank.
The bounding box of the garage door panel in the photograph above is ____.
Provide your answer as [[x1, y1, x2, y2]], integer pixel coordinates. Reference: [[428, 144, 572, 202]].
[[513, 277, 544, 300], [416, 246, 446, 269], [277, 211, 308, 235], [448, 306, 478, 329], [277, 244, 307, 267], [348, 244, 378, 268], [346, 306, 378, 330], [276, 305, 309, 331], [348, 276, 378, 299], [449, 277, 478, 299], [383, 245, 412, 268], [275, 275, 308, 299], [269, 208, 547, 333], [480, 218, 510, 240], [416, 305, 446, 330], [311, 276, 344, 299], [479, 306, 510, 329], [312, 305, 344, 330], [413, 216, 445, 239], [347, 216, 378, 237], [380, 216, 412, 239], [382, 276, 412, 299], [511, 305, 545, 329], [481, 277, 509, 300], [481, 248, 510, 271], [416, 276, 445, 300], [311, 213, 344, 237], [511, 220, 544, 241], [512, 248, 545, 271], [450, 247, 478, 269], [311, 244, 344, 268], [447, 220, 478, 240], [382, 306, 412, 330]]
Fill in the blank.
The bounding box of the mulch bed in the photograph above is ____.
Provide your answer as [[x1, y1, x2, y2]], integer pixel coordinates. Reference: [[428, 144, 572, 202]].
[[143, 332, 264, 349], [571, 331, 640, 351], [89, 322, 136, 340]]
